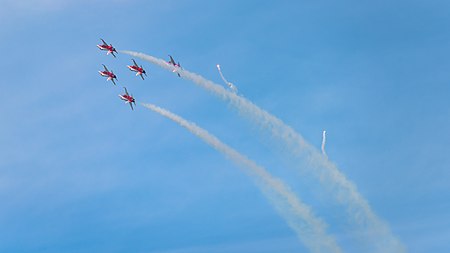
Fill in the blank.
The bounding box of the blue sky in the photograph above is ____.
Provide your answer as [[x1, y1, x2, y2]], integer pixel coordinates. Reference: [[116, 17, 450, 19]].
[[1, 1, 449, 252]]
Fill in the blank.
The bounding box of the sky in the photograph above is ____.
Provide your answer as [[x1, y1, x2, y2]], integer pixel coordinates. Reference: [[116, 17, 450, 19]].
[[1, 0, 450, 252]]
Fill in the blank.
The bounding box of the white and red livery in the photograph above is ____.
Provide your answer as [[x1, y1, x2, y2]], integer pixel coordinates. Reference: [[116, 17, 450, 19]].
[[127, 59, 147, 80], [167, 55, 182, 77], [97, 39, 117, 57], [99, 64, 117, 85], [119, 87, 136, 110]]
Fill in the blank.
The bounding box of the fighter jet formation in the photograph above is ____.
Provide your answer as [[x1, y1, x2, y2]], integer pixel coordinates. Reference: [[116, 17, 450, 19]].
[[97, 39, 141, 110], [97, 38, 236, 110], [96, 39, 183, 110]]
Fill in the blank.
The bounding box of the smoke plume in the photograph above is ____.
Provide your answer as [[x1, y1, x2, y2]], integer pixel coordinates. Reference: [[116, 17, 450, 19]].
[[142, 102, 342, 253], [122, 50, 405, 252]]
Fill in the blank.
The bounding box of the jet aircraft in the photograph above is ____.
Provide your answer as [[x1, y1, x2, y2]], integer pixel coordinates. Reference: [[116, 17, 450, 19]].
[[97, 39, 117, 57], [118, 87, 136, 110], [127, 59, 147, 80], [98, 64, 117, 85], [167, 55, 182, 77]]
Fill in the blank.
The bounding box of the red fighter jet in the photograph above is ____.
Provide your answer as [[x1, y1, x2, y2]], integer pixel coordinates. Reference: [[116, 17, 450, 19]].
[[99, 64, 117, 85], [97, 39, 117, 57], [167, 55, 182, 77], [118, 87, 136, 110], [127, 59, 147, 80]]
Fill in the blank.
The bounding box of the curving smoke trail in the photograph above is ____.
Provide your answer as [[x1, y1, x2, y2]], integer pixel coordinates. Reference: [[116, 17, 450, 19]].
[[321, 130, 327, 158], [142, 102, 342, 253], [217, 64, 238, 93], [122, 50, 405, 252]]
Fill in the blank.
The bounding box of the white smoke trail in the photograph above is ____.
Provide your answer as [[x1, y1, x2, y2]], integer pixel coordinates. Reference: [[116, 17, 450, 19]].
[[321, 130, 327, 158], [142, 102, 342, 253], [216, 64, 238, 93], [121, 50, 405, 252]]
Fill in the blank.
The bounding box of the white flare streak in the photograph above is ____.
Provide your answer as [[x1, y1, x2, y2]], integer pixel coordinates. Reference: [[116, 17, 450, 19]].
[[321, 130, 327, 158], [142, 102, 342, 253], [217, 64, 238, 93], [121, 50, 405, 252]]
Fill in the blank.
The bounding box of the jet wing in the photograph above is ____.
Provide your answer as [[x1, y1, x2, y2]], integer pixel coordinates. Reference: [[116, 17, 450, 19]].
[[103, 64, 109, 72], [129, 102, 134, 110], [101, 39, 107, 45], [169, 55, 175, 64], [132, 59, 138, 67], [124, 87, 129, 96]]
